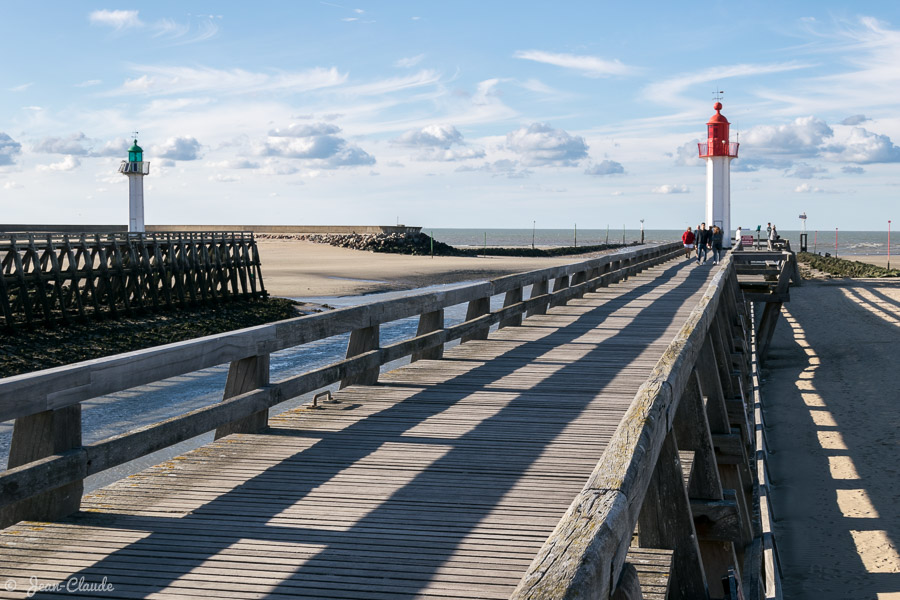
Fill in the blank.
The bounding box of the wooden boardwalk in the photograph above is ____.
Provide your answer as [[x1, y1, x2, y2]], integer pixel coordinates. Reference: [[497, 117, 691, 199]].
[[0, 257, 719, 599]]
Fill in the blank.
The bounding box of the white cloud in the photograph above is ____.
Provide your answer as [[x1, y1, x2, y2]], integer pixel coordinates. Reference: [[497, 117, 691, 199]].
[[514, 50, 632, 77], [207, 159, 260, 169], [787, 164, 828, 179], [36, 156, 81, 172], [93, 138, 131, 158], [743, 116, 833, 155], [585, 160, 625, 176], [153, 136, 203, 161], [75, 79, 102, 88], [841, 114, 869, 126], [110, 65, 346, 97], [89, 10, 142, 30], [842, 165, 865, 174], [673, 139, 702, 166], [652, 184, 690, 194], [395, 54, 425, 68], [10, 83, 33, 92], [826, 127, 900, 164], [646, 61, 810, 106], [456, 160, 532, 179], [394, 124, 485, 161], [0, 133, 22, 166], [506, 123, 588, 166], [3, 181, 23, 190], [33, 133, 92, 155], [209, 173, 240, 183], [340, 69, 440, 96], [794, 183, 825, 193], [256, 122, 375, 169]]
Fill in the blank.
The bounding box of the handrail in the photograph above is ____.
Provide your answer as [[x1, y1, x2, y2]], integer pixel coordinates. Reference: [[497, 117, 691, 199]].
[[0, 243, 678, 422], [0, 243, 683, 517], [511, 254, 735, 599]]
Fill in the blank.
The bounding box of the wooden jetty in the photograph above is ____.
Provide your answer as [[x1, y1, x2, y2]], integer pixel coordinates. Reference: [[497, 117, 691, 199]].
[[0, 232, 266, 331], [0, 244, 795, 599]]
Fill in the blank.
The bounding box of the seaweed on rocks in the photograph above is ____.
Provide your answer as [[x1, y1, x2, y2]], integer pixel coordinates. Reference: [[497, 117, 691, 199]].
[[798, 252, 900, 278], [0, 298, 310, 378]]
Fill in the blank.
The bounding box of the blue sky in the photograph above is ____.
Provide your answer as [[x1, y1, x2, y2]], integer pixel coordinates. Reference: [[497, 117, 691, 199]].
[[1, 2, 899, 231]]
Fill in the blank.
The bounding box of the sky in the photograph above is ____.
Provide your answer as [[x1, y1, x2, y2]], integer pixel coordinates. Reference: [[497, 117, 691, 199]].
[[1, 2, 899, 232]]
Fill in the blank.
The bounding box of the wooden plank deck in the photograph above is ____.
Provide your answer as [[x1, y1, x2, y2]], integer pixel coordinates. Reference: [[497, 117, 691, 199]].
[[0, 258, 718, 599]]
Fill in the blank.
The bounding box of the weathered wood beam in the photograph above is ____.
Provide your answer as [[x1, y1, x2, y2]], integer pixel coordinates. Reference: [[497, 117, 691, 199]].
[[411, 309, 444, 361], [214, 353, 270, 439], [340, 325, 380, 388]]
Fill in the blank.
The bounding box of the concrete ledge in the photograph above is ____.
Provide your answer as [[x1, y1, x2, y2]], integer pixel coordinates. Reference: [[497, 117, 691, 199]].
[[0, 225, 422, 235]]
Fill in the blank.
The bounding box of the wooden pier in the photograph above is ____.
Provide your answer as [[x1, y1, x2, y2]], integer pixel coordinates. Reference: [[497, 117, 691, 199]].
[[0, 244, 794, 599]]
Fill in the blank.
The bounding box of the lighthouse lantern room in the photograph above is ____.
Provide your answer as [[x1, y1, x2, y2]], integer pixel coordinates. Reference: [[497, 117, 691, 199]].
[[118, 137, 150, 233], [698, 102, 738, 247]]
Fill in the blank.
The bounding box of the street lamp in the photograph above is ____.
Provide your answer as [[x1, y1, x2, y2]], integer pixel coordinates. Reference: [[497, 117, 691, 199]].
[[532, 221, 535, 250], [640, 219, 645, 244]]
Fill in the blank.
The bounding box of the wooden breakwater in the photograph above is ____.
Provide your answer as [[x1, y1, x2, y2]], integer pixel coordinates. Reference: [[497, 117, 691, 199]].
[[0, 231, 266, 330]]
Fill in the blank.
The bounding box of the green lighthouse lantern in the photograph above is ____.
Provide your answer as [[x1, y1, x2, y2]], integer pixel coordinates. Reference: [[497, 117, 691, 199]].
[[128, 139, 143, 162]]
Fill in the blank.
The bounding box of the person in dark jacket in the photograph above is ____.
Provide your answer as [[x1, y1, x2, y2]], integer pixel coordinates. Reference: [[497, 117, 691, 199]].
[[697, 223, 712, 264], [711, 226, 724, 264]]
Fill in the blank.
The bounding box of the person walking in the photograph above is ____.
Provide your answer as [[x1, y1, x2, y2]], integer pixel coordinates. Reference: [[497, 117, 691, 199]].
[[767, 223, 776, 250], [734, 226, 743, 250], [711, 225, 724, 264], [681, 227, 695, 260], [697, 223, 712, 264]]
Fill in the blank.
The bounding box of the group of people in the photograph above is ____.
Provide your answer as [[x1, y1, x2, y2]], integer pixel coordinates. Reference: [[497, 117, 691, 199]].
[[681, 222, 725, 265]]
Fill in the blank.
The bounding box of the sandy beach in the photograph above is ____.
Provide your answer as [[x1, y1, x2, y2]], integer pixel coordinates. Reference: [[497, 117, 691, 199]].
[[762, 279, 900, 598], [256, 239, 607, 298], [845, 254, 896, 269]]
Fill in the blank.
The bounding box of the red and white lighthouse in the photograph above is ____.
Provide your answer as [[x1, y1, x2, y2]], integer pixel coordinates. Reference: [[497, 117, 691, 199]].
[[698, 102, 739, 247]]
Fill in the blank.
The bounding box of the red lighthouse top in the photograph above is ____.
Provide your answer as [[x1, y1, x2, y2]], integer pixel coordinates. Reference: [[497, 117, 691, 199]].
[[698, 101, 739, 158]]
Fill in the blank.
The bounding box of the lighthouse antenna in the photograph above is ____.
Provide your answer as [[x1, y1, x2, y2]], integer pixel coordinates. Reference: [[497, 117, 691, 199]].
[[712, 89, 724, 102], [131, 130, 139, 141]]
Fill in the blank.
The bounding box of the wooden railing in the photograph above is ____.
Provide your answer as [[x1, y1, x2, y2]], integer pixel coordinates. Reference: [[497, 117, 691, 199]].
[[0, 243, 681, 530], [511, 253, 781, 599]]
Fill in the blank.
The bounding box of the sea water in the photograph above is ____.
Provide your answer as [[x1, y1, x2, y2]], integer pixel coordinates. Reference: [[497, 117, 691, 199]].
[[428, 228, 896, 256]]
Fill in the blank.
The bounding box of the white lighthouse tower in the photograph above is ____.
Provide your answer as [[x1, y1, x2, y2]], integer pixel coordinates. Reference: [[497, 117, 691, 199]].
[[118, 137, 150, 233], [698, 101, 739, 247]]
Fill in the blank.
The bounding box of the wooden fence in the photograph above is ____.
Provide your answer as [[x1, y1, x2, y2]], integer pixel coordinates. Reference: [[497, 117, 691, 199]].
[[0, 231, 267, 330]]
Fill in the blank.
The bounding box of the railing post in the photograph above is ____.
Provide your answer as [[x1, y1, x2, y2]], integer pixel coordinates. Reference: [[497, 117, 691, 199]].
[[638, 430, 709, 600], [499, 287, 523, 329], [412, 309, 444, 361], [527, 277, 550, 317], [570, 270, 587, 299], [549, 274, 570, 308], [341, 325, 380, 387], [462, 296, 491, 342], [215, 353, 270, 439], [0, 405, 83, 528]]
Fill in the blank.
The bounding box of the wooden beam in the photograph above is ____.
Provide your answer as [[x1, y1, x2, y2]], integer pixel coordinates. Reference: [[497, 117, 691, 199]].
[[214, 354, 270, 439], [340, 325, 380, 388], [411, 309, 444, 361], [638, 430, 709, 600]]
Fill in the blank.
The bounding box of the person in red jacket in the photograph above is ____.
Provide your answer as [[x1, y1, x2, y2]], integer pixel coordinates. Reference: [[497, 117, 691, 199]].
[[681, 227, 695, 260]]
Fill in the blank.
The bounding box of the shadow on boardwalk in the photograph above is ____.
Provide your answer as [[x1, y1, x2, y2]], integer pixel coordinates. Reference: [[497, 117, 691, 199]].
[[20, 260, 712, 599], [764, 280, 900, 600]]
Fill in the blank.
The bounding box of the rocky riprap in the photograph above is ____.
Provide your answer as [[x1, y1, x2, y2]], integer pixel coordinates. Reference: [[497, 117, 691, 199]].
[[798, 252, 900, 278], [258, 232, 632, 258]]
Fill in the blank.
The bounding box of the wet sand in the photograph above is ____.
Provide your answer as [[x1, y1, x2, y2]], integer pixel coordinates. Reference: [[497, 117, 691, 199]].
[[847, 254, 896, 269], [762, 279, 900, 598], [256, 239, 608, 297]]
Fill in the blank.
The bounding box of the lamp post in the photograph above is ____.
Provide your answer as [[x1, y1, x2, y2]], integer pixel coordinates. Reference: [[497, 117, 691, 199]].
[[640, 219, 645, 244], [532, 221, 535, 250], [889, 220, 892, 270]]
